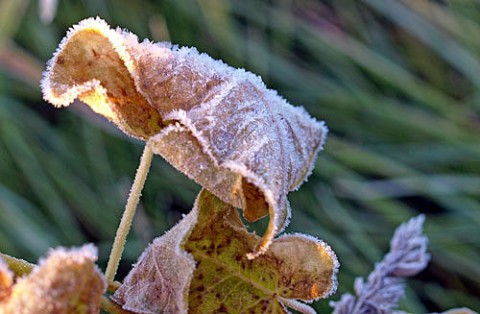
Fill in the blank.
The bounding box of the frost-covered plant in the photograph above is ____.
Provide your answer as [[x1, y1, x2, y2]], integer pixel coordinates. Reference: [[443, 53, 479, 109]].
[[330, 216, 477, 314], [331, 215, 430, 314], [0, 17, 475, 314], [1, 17, 337, 313]]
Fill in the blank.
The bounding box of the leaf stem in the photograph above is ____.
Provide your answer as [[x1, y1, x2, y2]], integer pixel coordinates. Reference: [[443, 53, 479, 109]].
[[107, 280, 122, 293], [101, 296, 135, 314], [105, 144, 153, 282]]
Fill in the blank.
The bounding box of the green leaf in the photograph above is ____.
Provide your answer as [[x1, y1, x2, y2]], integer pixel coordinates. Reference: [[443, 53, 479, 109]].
[[113, 189, 338, 314]]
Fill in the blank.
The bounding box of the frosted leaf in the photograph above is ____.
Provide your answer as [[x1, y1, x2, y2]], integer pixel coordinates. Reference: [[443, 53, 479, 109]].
[[113, 189, 338, 314], [0, 258, 13, 301], [0, 244, 106, 314], [41, 17, 327, 258], [331, 215, 430, 314], [111, 203, 198, 314]]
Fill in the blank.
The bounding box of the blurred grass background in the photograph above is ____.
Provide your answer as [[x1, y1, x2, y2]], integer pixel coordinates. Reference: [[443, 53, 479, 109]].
[[0, 0, 479, 312]]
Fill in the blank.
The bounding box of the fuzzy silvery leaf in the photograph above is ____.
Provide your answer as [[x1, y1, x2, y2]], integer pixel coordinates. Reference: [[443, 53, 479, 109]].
[[41, 17, 327, 259], [331, 215, 430, 314], [385, 215, 430, 277]]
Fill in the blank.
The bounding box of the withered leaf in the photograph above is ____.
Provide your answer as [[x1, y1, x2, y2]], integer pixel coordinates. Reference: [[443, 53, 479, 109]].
[[113, 189, 338, 314], [0, 258, 13, 301], [42, 17, 327, 258], [0, 244, 106, 314], [111, 207, 198, 314]]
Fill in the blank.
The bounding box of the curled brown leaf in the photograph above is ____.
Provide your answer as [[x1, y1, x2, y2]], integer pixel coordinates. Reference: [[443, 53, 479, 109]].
[[42, 17, 327, 258]]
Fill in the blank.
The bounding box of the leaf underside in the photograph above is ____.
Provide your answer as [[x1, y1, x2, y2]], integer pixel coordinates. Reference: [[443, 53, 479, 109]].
[[41, 17, 327, 258]]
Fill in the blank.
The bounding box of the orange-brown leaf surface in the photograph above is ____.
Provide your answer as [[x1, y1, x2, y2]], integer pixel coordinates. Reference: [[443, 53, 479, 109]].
[[0, 259, 13, 301], [113, 189, 338, 314], [42, 18, 327, 258], [0, 245, 106, 314]]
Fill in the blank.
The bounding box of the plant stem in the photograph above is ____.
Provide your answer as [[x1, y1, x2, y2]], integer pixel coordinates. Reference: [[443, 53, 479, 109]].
[[107, 280, 122, 293], [105, 144, 153, 282], [101, 296, 135, 314]]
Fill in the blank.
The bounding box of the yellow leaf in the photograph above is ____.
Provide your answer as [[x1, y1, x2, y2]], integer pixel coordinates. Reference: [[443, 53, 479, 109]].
[[42, 18, 327, 258], [0, 245, 106, 314], [113, 189, 338, 314]]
